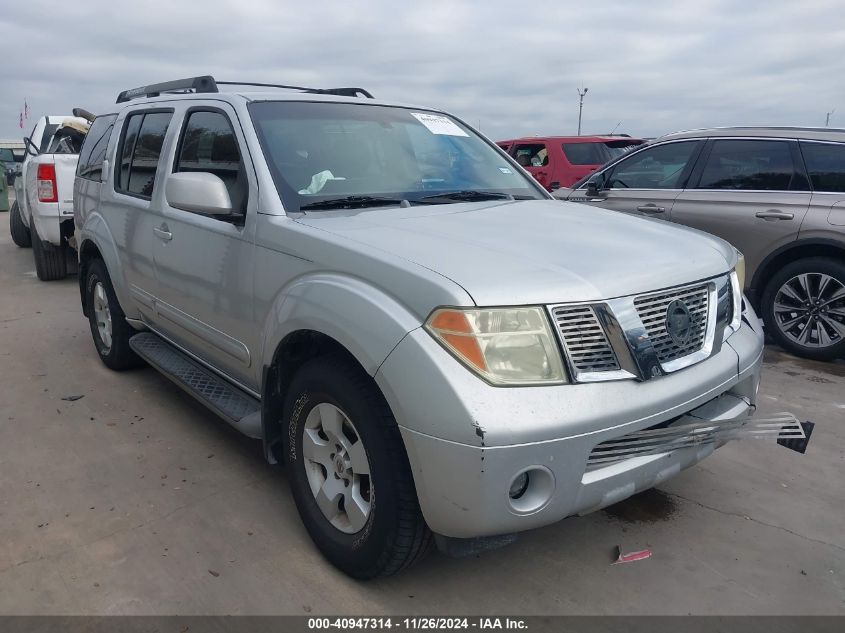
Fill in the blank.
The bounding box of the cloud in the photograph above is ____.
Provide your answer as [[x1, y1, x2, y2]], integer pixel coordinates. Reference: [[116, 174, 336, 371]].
[[1, 0, 842, 141]]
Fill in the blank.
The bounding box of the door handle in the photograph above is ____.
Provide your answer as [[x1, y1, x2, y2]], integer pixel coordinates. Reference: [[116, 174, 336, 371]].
[[153, 224, 172, 241], [755, 210, 794, 221], [636, 204, 666, 214]]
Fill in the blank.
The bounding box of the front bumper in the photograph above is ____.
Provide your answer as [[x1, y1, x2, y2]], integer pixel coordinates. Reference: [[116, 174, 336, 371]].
[[376, 306, 765, 538]]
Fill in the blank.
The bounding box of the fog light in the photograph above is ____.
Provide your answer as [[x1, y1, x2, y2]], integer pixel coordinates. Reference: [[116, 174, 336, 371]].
[[509, 472, 530, 499]]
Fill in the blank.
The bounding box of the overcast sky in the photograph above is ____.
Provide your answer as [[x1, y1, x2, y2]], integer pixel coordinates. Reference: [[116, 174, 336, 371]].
[[1, 0, 842, 142]]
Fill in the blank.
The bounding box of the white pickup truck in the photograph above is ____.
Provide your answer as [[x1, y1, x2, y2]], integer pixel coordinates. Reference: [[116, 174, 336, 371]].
[[10, 113, 90, 280]]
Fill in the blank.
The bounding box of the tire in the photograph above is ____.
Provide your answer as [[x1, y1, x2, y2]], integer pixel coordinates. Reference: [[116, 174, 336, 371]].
[[9, 201, 31, 248], [284, 355, 431, 579], [31, 221, 67, 281], [761, 256, 845, 361], [85, 259, 143, 370]]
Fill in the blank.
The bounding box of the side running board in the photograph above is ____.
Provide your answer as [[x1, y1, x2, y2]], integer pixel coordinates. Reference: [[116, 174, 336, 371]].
[[129, 332, 262, 439]]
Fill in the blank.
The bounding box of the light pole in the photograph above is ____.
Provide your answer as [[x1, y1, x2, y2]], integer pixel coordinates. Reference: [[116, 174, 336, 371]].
[[577, 87, 589, 136], [826, 109, 835, 126]]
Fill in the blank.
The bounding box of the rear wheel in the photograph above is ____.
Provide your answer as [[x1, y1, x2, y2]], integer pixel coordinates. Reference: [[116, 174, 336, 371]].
[[284, 355, 431, 578], [85, 259, 143, 370], [761, 257, 845, 361], [31, 221, 67, 281], [9, 201, 31, 248]]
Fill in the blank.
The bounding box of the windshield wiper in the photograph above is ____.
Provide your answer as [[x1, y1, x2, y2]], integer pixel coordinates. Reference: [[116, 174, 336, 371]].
[[419, 190, 514, 203], [299, 196, 407, 211]]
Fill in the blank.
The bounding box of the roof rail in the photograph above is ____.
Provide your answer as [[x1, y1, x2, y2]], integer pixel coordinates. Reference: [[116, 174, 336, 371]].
[[215, 81, 374, 99], [116, 76, 374, 104], [116, 76, 218, 103]]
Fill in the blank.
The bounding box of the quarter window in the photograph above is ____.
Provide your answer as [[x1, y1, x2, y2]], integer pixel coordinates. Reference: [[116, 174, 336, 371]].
[[606, 141, 697, 189], [697, 140, 797, 191], [800, 142, 845, 192], [77, 114, 117, 181], [562, 143, 606, 165], [116, 111, 173, 198], [511, 143, 548, 167], [174, 110, 247, 213]]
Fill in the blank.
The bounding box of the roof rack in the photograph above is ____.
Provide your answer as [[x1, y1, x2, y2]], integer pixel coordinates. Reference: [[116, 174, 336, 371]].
[[116, 75, 373, 103]]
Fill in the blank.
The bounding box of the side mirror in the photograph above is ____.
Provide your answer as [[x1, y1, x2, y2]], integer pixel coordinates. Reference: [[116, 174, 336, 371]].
[[23, 137, 39, 157], [586, 179, 600, 197], [165, 172, 234, 215]]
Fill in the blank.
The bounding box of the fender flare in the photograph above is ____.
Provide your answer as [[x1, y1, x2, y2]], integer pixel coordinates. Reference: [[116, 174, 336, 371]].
[[78, 213, 138, 319], [260, 272, 425, 378]]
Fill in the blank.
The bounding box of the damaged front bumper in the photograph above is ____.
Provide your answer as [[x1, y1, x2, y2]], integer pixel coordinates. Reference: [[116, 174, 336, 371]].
[[376, 304, 810, 540]]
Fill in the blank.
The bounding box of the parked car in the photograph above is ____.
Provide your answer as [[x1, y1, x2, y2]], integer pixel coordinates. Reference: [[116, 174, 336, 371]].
[[76, 76, 769, 579], [10, 113, 90, 280], [497, 135, 644, 191], [555, 127, 845, 361]]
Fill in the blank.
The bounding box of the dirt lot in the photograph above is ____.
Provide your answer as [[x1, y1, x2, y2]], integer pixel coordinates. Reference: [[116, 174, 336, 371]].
[[0, 220, 843, 615]]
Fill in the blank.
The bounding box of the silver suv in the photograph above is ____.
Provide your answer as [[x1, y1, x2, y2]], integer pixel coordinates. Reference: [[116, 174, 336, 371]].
[[556, 127, 845, 361], [75, 76, 768, 578]]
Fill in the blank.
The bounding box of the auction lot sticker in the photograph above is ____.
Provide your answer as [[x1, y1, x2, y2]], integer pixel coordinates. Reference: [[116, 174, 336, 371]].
[[411, 112, 469, 136]]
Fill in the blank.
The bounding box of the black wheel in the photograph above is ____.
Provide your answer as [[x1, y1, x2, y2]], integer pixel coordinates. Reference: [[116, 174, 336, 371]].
[[761, 257, 845, 361], [31, 221, 67, 281], [85, 259, 143, 370], [284, 355, 431, 579], [9, 201, 31, 248]]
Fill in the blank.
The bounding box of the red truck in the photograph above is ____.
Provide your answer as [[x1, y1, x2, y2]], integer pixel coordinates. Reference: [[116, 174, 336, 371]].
[[497, 135, 644, 191]]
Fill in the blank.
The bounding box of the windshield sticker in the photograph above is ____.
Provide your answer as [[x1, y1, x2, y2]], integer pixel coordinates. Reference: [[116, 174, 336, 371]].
[[498, 167, 513, 174], [411, 112, 469, 137]]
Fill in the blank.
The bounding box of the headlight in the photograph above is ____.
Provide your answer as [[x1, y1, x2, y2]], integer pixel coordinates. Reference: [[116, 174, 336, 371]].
[[729, 270, 743, 333], [425, 306, 567, 385]]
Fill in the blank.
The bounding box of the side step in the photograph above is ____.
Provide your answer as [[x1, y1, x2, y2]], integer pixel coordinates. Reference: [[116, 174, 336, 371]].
[[129, 332, 262, 439]]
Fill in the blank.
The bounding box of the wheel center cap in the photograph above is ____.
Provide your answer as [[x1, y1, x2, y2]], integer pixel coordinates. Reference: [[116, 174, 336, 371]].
[[334, 455, 346, 476]]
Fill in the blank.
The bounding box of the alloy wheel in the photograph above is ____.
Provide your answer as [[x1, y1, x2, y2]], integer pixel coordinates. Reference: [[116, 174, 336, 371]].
[[302, 403, 373, 534], [773, 272, 845, 349], [92, 281, 113, 351]]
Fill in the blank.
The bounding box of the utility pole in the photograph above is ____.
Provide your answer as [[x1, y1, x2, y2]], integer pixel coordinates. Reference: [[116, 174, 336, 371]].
[[826, 109, 835, 126], [577, 87, 588, 136]]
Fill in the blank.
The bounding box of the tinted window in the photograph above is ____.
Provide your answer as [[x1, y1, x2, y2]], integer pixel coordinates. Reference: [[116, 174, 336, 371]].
[[698, 140, 796, 190], [77, 114, 117, 181], [175, 111, 246, 213], [562, 143, 606, 165], [116, 112, 173, 198], [800, 142, 845, 192], [117, 114, 143, 191], [511, 143, 548, 167], [606, 141, 697, 189]]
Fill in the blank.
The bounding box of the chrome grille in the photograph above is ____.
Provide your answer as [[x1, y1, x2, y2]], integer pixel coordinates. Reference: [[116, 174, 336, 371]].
[[634, 284, 709, 364], [551, 305, 620, 373]]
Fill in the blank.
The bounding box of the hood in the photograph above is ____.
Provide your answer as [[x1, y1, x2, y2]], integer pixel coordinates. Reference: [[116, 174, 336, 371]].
[[295, 199, 736, 306]]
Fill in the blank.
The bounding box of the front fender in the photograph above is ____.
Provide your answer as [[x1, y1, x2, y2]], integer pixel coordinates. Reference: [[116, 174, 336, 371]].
[[78, 214, 137, 319], [260, 272, 427, 377]]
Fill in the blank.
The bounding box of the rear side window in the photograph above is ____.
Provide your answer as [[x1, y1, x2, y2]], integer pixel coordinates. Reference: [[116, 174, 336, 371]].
[[511, 143, 548, 167], [562, 143, 606, 165], [606, 141, 697, 189], [697, 140, 796, 191], [77, 114, 117, 181], [116, 111, 173, 199], [174, 110, 247, 213], [800, 142, 845, 192]]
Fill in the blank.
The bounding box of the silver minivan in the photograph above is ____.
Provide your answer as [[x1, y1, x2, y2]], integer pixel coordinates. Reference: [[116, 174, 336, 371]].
[[556, 127, 845, 361]]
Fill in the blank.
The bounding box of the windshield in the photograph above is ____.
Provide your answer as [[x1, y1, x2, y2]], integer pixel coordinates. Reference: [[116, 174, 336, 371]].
[[249, 101, 546, 211]]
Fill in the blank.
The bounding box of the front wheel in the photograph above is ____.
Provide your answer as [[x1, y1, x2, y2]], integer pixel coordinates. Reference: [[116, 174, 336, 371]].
[[284, 355, 431, 578], [761, 257, 845, 361]]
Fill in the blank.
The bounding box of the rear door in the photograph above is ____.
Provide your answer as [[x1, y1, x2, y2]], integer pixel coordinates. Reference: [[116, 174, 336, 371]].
[[579, 140, 702, 218], [798, 140, 845, 232], [151, 104, 258, 389], [510, 141, 552, 190], [671, 138, 811, 279], [106, 108, 174, 323]]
